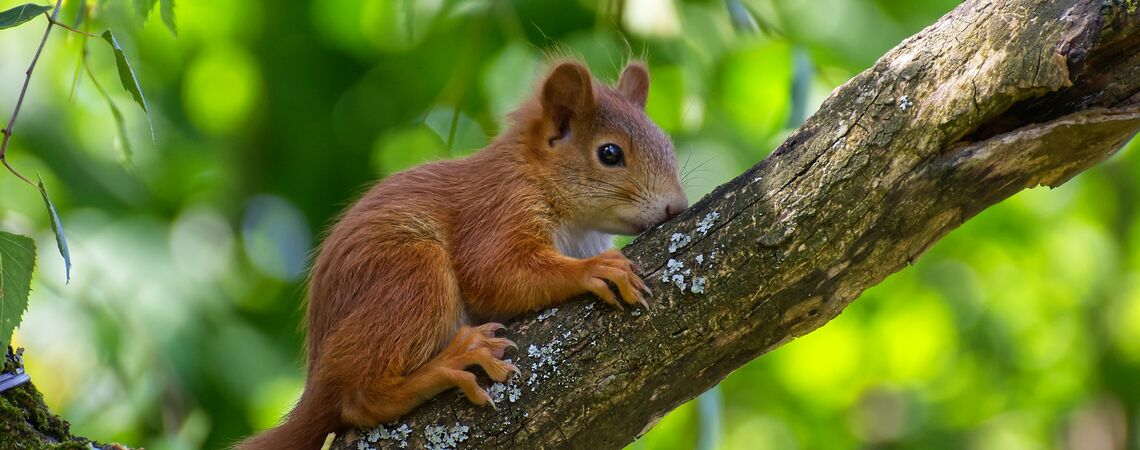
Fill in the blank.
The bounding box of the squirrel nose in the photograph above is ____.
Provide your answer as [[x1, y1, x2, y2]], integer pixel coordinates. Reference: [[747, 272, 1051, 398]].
[[665, 199, 688, 221]]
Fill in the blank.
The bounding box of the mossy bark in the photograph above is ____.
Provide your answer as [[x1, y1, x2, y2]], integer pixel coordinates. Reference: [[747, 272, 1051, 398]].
[[0, 354, 95, 449], [330, 0, 1140, 449]]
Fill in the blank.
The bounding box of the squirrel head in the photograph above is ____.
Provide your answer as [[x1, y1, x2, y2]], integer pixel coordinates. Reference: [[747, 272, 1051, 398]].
[[521, 61, 688, 235]]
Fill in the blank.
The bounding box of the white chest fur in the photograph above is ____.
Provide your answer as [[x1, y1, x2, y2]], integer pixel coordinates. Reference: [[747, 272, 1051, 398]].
[[554, 226, 614, 259]]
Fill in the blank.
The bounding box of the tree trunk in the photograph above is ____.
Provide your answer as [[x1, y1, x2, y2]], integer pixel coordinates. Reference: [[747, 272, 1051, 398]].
[[332, 0, 1140, 448]]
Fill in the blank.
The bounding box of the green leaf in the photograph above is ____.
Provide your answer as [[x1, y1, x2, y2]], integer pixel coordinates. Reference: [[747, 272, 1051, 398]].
[[127, 0, 175, 33], [105, 95, 133, 165], [0, 232, 36, 352], [84, 56, 133, 165], [97, 79, 133, 163], [132, 0, 156, 20], [159, 0, 176, 34], [0, 3, 50, 30], [37, 176, 70, 283], [70, 0, 86, 28], [100, 30, 155, 143]]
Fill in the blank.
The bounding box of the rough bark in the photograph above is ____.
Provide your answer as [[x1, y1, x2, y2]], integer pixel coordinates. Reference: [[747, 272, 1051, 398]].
[[333, 0, 1140, 449]]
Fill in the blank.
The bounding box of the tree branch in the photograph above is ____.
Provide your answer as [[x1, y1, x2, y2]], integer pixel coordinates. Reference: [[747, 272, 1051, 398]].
[[334, 0, 1140, 448], [0, 0, 64, 186]]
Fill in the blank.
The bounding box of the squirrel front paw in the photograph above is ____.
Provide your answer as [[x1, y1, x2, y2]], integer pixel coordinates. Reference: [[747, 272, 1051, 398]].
[[581, 249, 651, 310]]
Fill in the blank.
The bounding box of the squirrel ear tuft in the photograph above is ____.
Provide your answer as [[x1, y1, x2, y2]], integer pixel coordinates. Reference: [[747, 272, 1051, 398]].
[[617, 62, 650, 109], [541, 62, 595, 133]]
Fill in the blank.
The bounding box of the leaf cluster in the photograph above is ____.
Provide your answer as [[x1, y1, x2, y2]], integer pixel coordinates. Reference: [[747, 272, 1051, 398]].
[[0, 0, 164, 356]]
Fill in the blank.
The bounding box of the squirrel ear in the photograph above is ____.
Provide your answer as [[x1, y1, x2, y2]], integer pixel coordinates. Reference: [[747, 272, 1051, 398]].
[[541, 62, 595, 137], [617, 62, 650, 109]]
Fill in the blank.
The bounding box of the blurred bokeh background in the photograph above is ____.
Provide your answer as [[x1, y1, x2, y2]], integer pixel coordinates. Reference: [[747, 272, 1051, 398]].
[[1, 0, 1138, 448]]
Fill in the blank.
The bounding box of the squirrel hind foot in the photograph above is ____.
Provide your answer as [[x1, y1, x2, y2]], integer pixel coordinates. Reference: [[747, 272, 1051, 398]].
[[440, 324, 519, 381], [339, 323, 518, 426]]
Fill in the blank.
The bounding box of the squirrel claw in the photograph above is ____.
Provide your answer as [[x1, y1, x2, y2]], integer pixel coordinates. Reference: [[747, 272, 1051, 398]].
[[635, 277, 652, 296]]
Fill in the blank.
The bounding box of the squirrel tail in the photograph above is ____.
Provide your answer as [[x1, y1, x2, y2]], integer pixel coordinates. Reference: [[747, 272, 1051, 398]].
[[235, 384, 340, 450]]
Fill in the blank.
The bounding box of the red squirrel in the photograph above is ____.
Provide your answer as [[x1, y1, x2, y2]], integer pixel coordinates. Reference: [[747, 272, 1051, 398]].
[[238, 60, 688, 449]]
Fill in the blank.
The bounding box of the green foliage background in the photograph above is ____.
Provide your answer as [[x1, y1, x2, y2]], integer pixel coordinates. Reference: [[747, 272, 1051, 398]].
[[1, 0, 1138, 449]]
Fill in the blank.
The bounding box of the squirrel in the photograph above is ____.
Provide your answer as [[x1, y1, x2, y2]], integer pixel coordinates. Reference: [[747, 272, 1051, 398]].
[[237, 60, 688, 450]]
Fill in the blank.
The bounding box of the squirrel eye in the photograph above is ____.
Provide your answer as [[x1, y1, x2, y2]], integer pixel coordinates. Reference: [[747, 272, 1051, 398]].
[[597, 143, 625, 167]]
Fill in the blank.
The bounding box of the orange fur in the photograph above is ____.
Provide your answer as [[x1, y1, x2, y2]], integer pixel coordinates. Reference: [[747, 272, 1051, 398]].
[[237, 60, 688, 450]]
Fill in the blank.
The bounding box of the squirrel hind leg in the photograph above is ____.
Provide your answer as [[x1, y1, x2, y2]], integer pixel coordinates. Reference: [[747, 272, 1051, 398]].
[[318, 240, 518, 426], [315, 239, 463, 426], [339, 323, 519, 426]]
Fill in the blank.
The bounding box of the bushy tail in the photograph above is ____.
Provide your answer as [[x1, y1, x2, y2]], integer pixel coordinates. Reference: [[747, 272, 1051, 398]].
[[236, 385, 340, 450]]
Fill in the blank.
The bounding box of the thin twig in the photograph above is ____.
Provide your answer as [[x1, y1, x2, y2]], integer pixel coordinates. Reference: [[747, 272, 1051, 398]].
[[48, 16, 98, 38], [67, 3, 92, 102], [67, 46, 85, 101], [1, 0, 65, 187]]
